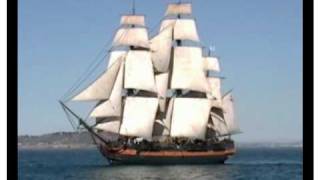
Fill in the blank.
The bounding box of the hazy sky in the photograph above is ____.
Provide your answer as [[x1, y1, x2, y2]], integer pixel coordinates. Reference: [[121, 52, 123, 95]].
[[18, 0, 302, 142]]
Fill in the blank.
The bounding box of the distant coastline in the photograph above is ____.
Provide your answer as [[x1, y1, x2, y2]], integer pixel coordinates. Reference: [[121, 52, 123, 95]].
[[18, 131, 302, 150], [236, 141, 302, 148], [18, 131, 96, 150]]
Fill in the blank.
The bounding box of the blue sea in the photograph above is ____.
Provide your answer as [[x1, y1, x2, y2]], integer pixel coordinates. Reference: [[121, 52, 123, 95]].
[[18, 147, 302, 180]]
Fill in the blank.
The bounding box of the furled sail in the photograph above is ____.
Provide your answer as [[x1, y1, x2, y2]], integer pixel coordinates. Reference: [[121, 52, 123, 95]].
[[150, 26, 173, 72], [107, 50, 127, 68], [72, 58, 122, 101], [155, 72, 169, 112], [124, 50, 157, 92], [171, 46, 210, 93], [206, 77, 222, 106], [170, 98, 211, 140], [204, 56, 220, 72], [173, 19, 199, 42], [90, 61, 124, 117], [165, 3, 192, 16], [120, 15, 145, 26], [95, 120, 120, 134], [112, 27, 149, 48], [119, 97, 159, 140], [222, 92, 240, 134]]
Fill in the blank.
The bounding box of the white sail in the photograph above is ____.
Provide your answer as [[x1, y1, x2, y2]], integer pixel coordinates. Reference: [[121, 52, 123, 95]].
[[206, 77, 222, 106], [159, 19, 176, 32], [72, 58, 122, 101], [90, 61, 124, 117], [119, 97, 159, 140], [171, 46, 210, 93], [204, 56, 220, 72], [150, 27, 173, 72], [95, 120, 120, 134], [124, 50, 157, 92], [107, 50, 127, 68], [155, 72, 169, 112], [222, 92, 240, 133], [170, 98, 211, 140], [165, 3, 192, 16], [174, 19, 199, 42], [113, 27, 149, 48], [91, 101, 118, 117], [210, 112, 229, 136], [120, 15, 145, 26]]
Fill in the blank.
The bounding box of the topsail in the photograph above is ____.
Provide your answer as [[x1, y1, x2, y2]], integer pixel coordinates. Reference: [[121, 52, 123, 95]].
[[124, 50, 157, 92], [171, 46, 210, 93], [173, 19, 199, 42]]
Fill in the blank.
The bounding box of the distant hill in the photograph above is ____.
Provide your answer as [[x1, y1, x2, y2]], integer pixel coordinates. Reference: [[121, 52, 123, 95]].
[[236, 141, 302, 148], [18, 131, 95, 149]]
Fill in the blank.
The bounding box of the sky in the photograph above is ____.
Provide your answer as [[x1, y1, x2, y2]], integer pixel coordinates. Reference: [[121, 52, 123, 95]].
[[18, 0, 302, 142]]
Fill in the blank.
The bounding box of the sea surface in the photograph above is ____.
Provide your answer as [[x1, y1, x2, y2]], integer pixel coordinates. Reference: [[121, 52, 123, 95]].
[[18, 147, 302, 180]]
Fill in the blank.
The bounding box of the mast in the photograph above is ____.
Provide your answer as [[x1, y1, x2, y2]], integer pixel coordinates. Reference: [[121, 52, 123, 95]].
[[132, 0, 135, 15]]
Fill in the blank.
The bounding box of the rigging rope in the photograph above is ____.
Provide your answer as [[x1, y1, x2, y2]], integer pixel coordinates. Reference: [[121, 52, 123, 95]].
[[60, 25, 129, 102], [61, 103, 77, 130], [63, 53, 109, 102], [60, 44, 109, 101]]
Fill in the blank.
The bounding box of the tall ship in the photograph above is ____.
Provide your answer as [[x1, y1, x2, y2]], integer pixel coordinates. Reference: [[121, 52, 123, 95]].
[[60, 2, 240, 164]]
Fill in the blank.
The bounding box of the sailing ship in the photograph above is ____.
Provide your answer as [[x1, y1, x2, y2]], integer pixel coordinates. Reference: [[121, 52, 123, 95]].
[[60, 2, 240, 164]]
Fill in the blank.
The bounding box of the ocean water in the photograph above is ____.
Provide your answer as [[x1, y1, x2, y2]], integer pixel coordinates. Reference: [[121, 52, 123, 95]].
[[18, 147, 302, 180]]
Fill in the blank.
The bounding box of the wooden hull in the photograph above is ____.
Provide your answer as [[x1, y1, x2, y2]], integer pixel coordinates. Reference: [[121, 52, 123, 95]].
[[96, 142, 236, 165]]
